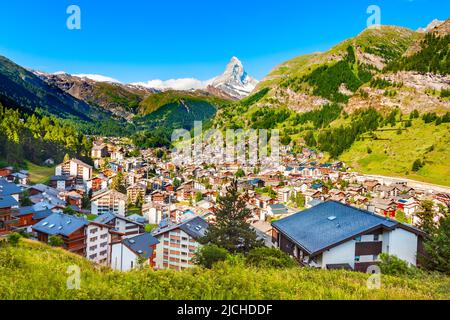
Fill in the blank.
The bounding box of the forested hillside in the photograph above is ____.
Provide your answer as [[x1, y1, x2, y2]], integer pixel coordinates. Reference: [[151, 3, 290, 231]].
[[0, 104, 92, 166]]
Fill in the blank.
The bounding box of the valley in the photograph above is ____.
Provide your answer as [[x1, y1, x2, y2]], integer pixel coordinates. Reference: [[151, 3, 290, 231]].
[[0, 19, 449, 186]]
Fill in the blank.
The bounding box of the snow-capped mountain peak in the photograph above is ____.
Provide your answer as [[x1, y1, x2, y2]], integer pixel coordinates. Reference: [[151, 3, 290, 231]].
[[210, 57, 258, 99]]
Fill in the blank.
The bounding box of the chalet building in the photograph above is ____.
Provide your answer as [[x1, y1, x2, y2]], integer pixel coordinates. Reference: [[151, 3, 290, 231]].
[[277, 187, 291, 203], [0, 166, 13, 177], [267, 204, 289, 217], [254, 195, 275, 210], [59, 190, 83, 207], [110, 147, 125, 161], [13, 206, 52, 231], [8, 171, 29, 185], [127, 183, 146, 204], [363, 180, 381, 192], [0, 177, 23, 201], [153, 217, 209, 271], [0, 195, 19, 235], [91, 144, 109, 159], [367, 198, 397, 218], [87, 176, 108, 193], [33, 213, 89, 256], [272, 201, 425, 272], [91, 189, 127, 216], [434, 193, 450, 207], [151, 190, 171, 204], [50, 175, 75, 190], [142, 202, 168, 225], [55, 158, 93, 186], [377, 185, 402, 199], [111, 233, 159, 271], [94, 212, 144, 238]]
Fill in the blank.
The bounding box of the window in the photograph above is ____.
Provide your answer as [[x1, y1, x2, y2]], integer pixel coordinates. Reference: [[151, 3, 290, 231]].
[[374, 234, 379, 241], [355, 236, 362, 242], [355, 256, 360, 262]]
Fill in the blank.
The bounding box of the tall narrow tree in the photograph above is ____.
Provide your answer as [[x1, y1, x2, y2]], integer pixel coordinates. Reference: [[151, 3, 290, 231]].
[[200, 179, 263, 253]]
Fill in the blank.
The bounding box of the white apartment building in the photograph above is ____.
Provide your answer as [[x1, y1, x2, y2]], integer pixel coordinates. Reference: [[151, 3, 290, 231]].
[[85, 222, 112, 265], [55, 158, 93, 186], [153, 217, 209, 271], [91, 189, 127, 216]]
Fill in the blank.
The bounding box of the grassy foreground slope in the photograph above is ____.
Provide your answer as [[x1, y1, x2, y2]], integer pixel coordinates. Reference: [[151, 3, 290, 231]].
[[1, 239, 449, 300]]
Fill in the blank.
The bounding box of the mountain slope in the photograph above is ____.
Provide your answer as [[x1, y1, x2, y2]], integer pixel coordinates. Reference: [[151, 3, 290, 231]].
[[212, 20, 450, 186], [1, 239, 448, 300], [0, 55, 112, 122], [252, 26, 420, 112], [36, 72, 156, 120], [135, 90, 229, 131]]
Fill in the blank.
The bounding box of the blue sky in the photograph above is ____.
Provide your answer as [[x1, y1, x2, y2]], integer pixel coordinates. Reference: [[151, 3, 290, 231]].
[[0, 0, 448, 83]]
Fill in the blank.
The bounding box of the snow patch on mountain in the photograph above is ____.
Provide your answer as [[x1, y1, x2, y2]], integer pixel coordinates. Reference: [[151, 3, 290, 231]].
[[72, 74, 122, 83]]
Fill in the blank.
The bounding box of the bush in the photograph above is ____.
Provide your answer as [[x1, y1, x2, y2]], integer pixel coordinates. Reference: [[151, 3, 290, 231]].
[[193, 245, 229, 269], [412, 159, 424, 172], [379, 253, 421, 276], [7, 232, 22, 246], [246, 247, 297, 269], [48, 235, 64, 247]]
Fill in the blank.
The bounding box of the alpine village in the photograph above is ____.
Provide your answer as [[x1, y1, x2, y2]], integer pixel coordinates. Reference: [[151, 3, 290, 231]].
[[1, 18, 450, 300]]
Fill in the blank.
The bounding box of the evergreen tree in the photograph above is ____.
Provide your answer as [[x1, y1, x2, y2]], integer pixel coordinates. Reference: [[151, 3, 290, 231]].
[[420, 213, 450, 275], [110, 171, 126, 194], [135, 192, 143, 208], [199, 179, 263, 253], [416, 200, 437, 235]]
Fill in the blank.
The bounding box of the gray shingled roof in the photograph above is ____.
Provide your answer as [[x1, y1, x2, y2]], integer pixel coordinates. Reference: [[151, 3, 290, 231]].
[[272, 201, 400, 255], [0, 178, 22, 196], [0, 195, 18, 208], [33, 213, 88, 236], [152, 216, 209, 239], [123, 233, 159, 258]]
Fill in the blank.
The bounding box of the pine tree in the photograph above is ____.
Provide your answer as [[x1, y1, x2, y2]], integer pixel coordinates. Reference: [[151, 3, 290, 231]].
[[420, 213, 450, 275], [416, 200, 437, 235], [199, 179, 263, 253], [111, 171, 126, 194]]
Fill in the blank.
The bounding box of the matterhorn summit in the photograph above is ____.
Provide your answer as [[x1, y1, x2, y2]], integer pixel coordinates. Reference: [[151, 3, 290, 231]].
[[210, 56, 259, 99]]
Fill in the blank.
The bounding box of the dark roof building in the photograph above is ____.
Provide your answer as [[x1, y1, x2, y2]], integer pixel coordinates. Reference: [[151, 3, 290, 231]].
[[272, 201, 425, 272], [123, 233, 159, 259]]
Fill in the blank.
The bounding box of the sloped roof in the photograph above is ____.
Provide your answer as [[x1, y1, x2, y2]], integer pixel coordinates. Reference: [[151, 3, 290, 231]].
[[272, 201, 417, 256], [0, 178, 22, 196], [152, 216, 209, 240], [0, 195, 18, 208], [123, 233, 159, 258], [33, 213, 88, 236], [179, 216, 209, 239], [93, 212, 144, 226]]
